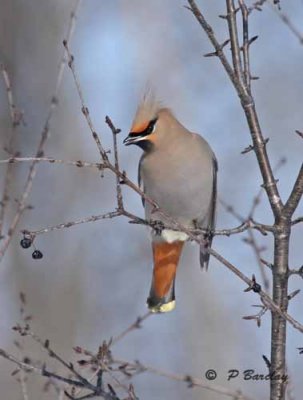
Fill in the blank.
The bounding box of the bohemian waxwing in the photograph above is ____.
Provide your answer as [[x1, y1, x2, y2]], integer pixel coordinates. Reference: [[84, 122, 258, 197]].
[[123, 95, 217, 313]]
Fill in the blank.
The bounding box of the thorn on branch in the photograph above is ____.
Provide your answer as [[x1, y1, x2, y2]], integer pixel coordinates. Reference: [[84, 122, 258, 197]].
[[244, 274, 261, 293], [287, 289, 300, 301], [295, 130, 303, 139], [289, 265, 303, 278], [203, 39, 230, 57], [240, 36, 259, 52], [260, 258, 273, 270], [248, 35, 258, 46], [262, 354, 271, 369], [241, 144, 254, 154], [81, 106, 89, 116], [260, 137, 269, 147], [184, 375, 195, 388], [107, 383, 117, 397]]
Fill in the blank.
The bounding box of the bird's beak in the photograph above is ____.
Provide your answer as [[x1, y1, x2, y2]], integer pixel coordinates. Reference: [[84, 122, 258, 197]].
[[123, 133, 142, 146]]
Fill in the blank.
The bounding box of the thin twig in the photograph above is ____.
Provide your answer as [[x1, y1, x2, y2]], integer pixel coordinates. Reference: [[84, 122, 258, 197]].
[[0, 157, 103, 169], [63, 42, 108, 161], [248, 157, 286, 219], [0, 348, 40, 373], [238, 0, 251, 89], [19, 364, 30, 400], [270, 5, 303, 45], [292, 216, 303, 226], [220, 198, 270, 291], [0, 64, 23, 238], [0, 0, 82, 262], [283, 164, 303, 219], [21, 205, 273, 240], [187, 0, 283, 218], [110, 312, 152, 346], [226, 0, 244, 84], [112, 358, 255, 400], [21, 211, 120, 237], [248, 0, 267, 12], [105, 116, 123, 210]]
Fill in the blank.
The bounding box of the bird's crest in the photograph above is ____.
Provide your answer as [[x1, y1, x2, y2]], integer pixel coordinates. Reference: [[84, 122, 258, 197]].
[[130, 89, 162, 134]]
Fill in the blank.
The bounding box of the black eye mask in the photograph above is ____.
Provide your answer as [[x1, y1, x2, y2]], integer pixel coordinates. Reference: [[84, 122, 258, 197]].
[[130, 118, 158, 137]]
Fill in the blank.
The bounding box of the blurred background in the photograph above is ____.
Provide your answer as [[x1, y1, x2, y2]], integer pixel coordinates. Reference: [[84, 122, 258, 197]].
[[0, 0, 302, 399]]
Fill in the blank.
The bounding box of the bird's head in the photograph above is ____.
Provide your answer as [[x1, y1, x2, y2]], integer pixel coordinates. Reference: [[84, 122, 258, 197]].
[[123, 93, 168, 151]]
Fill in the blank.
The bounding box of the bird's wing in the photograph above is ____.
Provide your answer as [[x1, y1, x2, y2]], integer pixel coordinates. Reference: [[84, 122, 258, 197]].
[[199, 155, 218, 269], [138, 154, 145, 206]]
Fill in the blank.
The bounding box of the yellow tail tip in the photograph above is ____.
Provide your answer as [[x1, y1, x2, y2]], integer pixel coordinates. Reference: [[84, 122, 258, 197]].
[[148, 300, 176, 313]]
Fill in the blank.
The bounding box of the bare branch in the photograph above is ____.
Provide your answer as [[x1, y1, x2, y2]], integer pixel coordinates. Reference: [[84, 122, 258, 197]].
[[21, 211, 120, 237], [226, 0, 244, 84], [21, 206, 273, 241], [0, 63, 23, 127], [110, 312, 152, 346], [208, 247, 303, 333], [283, 164, 303, 219], [243, 303, 268, 327], [187, 0, 283, 218], [238, 0, 251, 89], [0, 348, 40, 374], [0, 0, 82, 262], [270, 5, 303, 45], [248, 0, 267, 13], [63, 42, 109, 161], [105, 116, 123, 210], [112, 357, 256, 400], [0, 64, 23, 238], [0, 157, 104, 169], [292, 216, 303, 226], [220, 198, 271, 290]]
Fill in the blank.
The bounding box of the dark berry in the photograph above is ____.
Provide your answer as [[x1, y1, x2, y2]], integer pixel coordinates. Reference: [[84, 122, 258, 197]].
[[32, 250, 43, 260], [20, 238, 32, 249]]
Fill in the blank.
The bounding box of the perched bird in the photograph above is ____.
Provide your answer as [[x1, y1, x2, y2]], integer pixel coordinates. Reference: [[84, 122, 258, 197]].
[[123, 95, 217, 313]]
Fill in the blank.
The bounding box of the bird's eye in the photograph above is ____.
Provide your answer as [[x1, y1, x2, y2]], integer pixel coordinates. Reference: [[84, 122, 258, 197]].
[[145, 118, 157, 135], [129, 118, 158, 138]]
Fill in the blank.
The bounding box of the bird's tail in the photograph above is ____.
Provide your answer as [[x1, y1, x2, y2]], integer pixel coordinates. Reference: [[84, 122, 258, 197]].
[[147, 241, 184, 313]]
